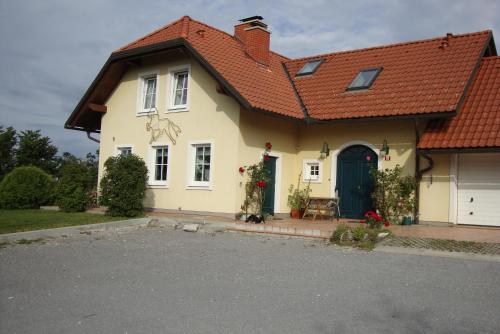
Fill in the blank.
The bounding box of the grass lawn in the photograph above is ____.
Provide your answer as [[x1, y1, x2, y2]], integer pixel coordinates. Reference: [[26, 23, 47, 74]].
[[0, 209, 127, 234]]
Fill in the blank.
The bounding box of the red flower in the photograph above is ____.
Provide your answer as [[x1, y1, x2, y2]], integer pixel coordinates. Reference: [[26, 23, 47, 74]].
[[360, 220, 366, 224], [263, 154, 270, 161], [384, 221, 390, 227], [365, 210, 382, 222], [239, 167, 245, 174], [265, 142, 272, 150], [256, 180, 266, 188]]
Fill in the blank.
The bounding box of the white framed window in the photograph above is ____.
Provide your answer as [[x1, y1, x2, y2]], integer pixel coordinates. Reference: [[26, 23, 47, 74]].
[[116, 145, 133, 156], [137, 70, 160, 115], [303, 159, 322, 183], [168, 65, 190, 111], [148, 144, 169, 187], [187, 140, 213, 188]]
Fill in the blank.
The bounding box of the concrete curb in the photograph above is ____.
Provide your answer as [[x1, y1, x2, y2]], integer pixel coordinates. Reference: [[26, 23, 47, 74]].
[[0, 218, 152, 242], [226, 223, 331, 239], [375, 245, 500, 262]]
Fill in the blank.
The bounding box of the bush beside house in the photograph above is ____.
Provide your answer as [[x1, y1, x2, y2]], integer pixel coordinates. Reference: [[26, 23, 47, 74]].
[[56, 162, 94, 212], [0, 166, 55, 209], [99, 154, 148, 217]]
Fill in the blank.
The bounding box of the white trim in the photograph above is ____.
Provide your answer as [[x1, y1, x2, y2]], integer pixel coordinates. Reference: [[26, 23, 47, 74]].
[[147, 142, 170, 188], [330, 140, 381, 197], [114, 144, 134, 156], [186, 139, 214, 190], [166, 64, 191, 112], [262, 151, 282, 214], [136, 70, 160, 115], [448, 154, 458, 224], [302, 159, 323, 183]]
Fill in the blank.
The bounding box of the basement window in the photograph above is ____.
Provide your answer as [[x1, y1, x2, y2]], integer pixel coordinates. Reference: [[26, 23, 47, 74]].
[[347, 67, 382, 91], [296, 59, 324, 77]]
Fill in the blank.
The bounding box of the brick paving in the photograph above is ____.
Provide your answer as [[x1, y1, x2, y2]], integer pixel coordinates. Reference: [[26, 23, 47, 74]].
[[380, 236, 500, 255]]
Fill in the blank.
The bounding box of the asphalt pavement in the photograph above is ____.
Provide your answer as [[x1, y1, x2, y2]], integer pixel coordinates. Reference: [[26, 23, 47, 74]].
[[1, 227, 499, 333]]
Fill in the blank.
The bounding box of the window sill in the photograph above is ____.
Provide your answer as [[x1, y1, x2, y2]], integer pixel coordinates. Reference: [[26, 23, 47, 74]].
[[167, 106, 189, 113], [136, 110, 156, 117], [186, 184, 212, 190], [303, 179, 322, 184], [147, 183, 169, 188]]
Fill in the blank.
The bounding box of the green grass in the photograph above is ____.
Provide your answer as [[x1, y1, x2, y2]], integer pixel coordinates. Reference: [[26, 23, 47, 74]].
[[0, 209, 126, 234]]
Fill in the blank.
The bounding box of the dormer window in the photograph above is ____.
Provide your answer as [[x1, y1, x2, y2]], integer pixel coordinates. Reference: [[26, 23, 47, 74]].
[[347, 67, 382, 90], [296, 59, 324, 77]]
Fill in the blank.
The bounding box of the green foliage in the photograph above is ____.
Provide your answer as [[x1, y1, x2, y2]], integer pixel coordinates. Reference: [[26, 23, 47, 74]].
[[240, 145, 272, 216], [351, 226, 367, 242], [56, 162, 93, 212], [0, 166, 54, 209], [287, 174, 312, 210], [0, 126, 17, 180], [330, 223, 349, 242], [16, 130, 58, 175], [370, 165, 416, 224], [99, 154, 148, 217]]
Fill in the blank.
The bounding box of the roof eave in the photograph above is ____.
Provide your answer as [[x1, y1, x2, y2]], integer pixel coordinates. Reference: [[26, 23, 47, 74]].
[[66, 38, 254, 131]]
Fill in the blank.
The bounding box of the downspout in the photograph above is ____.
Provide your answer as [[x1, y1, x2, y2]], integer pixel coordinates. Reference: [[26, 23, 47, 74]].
[[87, 131, 100, 144], [414, 120, 434, 224]]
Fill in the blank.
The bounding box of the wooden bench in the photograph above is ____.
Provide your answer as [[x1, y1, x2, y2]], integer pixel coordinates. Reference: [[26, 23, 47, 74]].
[[303, 197, 340, 221]]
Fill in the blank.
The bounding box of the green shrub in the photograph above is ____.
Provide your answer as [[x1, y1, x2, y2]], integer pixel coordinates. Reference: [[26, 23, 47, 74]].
[[99, 154, 148, 217], [331, 223, 349, 242], [0, 166, 54, 209], [56, 162, 92, 212], [351, 226, 367, 242]]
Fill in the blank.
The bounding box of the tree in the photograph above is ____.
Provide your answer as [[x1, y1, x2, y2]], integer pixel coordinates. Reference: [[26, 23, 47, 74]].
[[0, 166, 54, 209], [99, 154, 148, 217], [16, 130, 58, 175], [0, 126, 17, 179], [56, 161, 92, 212]]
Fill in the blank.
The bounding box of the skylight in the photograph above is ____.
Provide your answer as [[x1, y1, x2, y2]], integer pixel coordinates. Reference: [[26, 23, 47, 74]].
[[296, 59, 324, 76], [347, 68, 382, 90]]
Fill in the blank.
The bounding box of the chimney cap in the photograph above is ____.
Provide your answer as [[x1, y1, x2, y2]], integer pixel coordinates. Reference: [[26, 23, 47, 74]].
[[239, 16, 263, 22]]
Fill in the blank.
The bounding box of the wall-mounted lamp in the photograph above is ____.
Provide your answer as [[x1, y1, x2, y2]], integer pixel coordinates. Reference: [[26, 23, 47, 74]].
[[320, 142, 330, 159], [380, 139, 390, 157]]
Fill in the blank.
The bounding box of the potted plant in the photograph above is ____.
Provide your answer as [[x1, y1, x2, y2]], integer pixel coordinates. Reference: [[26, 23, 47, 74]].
[[287, 174, 311, 218]]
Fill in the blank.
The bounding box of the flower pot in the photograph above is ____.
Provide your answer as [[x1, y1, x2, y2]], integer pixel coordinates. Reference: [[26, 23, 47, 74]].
[[290, 209, 301, 219], [402, 216, 413, 225], [299, 208, 306, 219]]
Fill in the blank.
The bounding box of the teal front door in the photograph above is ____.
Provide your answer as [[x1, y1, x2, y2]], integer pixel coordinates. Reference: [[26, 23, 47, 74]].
[[336, 145, 377, 219], [262, 156, 277, 215]]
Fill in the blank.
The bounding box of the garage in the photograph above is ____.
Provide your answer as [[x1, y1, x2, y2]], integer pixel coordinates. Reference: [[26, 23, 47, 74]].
[[457, 153, 500, 226]]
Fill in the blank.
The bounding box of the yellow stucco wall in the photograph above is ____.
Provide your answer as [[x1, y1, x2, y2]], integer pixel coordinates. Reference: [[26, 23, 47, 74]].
[[99, 53, 241, 214], [236, 109, 299, 214], [98, 52, 451, 222], [418, 154, 451, 222], [297, 121, 416, 197]]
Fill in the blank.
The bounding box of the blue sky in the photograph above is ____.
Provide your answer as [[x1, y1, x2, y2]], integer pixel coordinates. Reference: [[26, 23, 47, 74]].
[[0, 0, 497, 157]]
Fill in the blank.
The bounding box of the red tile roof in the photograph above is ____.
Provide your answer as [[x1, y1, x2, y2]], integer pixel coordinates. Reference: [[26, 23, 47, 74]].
[[117, 16, 303, 119], [284, 31, 491, 120], [66, 16, 495, 133], [419, 56, 500, 150]]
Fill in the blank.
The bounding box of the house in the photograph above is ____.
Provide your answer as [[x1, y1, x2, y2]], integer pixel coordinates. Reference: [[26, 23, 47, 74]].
[[65, 16, 500, 226]]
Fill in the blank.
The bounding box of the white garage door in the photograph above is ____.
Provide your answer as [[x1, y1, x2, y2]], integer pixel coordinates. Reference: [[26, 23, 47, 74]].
[[457, 153, 500, 226]]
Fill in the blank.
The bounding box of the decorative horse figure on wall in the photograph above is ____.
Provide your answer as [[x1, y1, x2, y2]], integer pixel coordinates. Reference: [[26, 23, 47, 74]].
[[145, 109, 182, 144]]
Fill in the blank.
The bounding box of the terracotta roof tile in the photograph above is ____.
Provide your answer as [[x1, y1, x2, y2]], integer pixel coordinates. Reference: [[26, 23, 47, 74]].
[[284, 31, 491, 120], [117, 16, 303, 119], [419, 56, 500, 149]]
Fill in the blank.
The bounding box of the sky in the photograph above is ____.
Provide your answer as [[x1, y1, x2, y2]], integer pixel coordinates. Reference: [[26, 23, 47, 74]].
[[0, 0, 498, 157]]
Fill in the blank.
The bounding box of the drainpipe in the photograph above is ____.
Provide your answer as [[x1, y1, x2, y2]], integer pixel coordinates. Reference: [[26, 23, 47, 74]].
[[87, 131, 100, 144], [414, 120, 434, 224]]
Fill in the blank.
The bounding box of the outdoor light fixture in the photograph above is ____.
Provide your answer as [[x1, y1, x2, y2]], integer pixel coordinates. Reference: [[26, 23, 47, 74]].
[[380, 139, 390, 157], [320, 142, 330, 159]]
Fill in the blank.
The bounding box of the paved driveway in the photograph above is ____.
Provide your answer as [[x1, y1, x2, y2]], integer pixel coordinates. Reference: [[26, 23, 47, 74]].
[[1, 228, 499, 334]]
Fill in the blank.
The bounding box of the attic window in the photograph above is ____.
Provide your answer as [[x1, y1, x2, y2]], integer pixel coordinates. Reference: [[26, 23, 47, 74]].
[[347, 67, 382, 90], [296, 59, 324, 76]]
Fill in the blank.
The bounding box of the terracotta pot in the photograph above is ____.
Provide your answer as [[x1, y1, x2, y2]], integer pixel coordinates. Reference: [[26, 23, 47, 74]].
[[290, 208, 300, 219]]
